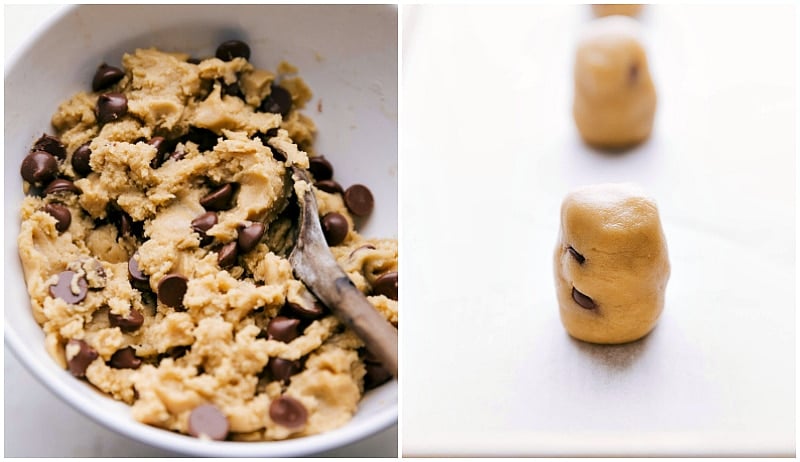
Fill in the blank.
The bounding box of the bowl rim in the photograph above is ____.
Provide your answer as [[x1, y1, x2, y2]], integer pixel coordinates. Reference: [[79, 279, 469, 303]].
[[4, 3, 398, 457]]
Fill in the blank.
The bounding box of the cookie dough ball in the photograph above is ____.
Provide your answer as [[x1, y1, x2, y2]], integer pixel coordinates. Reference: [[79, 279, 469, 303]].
[[573, 15, 656, 149], [592, 4, 643, 17], [553, 183, 670, 344]]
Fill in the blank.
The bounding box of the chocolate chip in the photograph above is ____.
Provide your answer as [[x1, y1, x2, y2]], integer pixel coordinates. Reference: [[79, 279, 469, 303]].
[[218, 241, 238, 269], [284, 301, 326, 320], [118, 211, 134, 237], [372, 271, 398, 301], [44, 179, 81, 196], [191, 211, 218, 246], [187, 57, 202, 65], [308, 156, 333, 181], [32, 134, 66, 159], [364, 361, 392, 390], [237, 222, 265, 253], [185, 127, 219, 152], [267, 316, 301, 343], [269, 396, 308, 429], [268, 358, 301, 384], [216, 40, 250, 62], [95, 92, 128, 124], [260, 85, 292, 116], [109, 346, 141, 369], [109, 308, 144, 332], [221, 80, 242, 98], [568, 246, 585, 264], [92, 63, 125, 91], [43, 203, 72, 232], [572, 287, 596, 310], [49, 270, 88, 304], [344, 184, 374, 217], [321, 212, 348, 246], [147, 136, 169, 168], [200, 183, 236, 211], [157, 273, 188, 309], [268, 145, 286, 162], [128, 252, 150, 291], [72, 142, 93, 175], [21, 150, 58, 185], [165, 345, 190, 359], [188, 404, 229, 440], [66, 339, 98, 377], [315, 179, 343, 194], [349, 244, 377, 259]]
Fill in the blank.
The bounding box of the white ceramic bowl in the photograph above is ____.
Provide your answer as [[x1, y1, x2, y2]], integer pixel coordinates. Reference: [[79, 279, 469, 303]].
[[4, 4, 397, 457]]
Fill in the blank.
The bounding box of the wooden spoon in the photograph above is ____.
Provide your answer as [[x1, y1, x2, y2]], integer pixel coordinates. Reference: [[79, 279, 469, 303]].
[[288, 166, 398, 378]]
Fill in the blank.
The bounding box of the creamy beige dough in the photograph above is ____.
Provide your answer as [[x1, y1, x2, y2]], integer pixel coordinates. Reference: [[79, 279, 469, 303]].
[[592, 4, 643, 18], [553, 183, 669, 344], [18, 47, 397, 441], [573, 15, 656, 149]]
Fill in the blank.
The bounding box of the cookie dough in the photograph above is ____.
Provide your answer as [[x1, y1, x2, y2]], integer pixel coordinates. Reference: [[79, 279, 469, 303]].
[[573, 15, 656, 149], [17, 43, 397, 441], [553, 183, 669, 344], [592, 4, 643, 18]]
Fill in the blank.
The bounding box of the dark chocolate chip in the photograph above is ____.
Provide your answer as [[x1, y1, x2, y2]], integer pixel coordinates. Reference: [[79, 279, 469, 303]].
[[21, 150, 58, 185], [218, 241, 238, 269], [200, 183, 235, 211], [216, 40, 250, 62], [128, 252, 150, 291], [188, 404, 230, 440], [185, 127, 219, 152], [191, 211, 218, 246], [92, 63, 125, 92], [268, 146, 286, 162], [187, 57, 202, 65], [147, 136, 169, 168], [237, 222, 265, 253], [43, 203, 72, 232], [109, 308, 144, 332], [315, 179, 344, 194], [284, 301, 326, 320], [95, 92, 128, 124], [567, 246, 585, 264], [572, 287, 596, 310], [308, 156, 333, 181], [44, 179, 81, 196], [66, 339, 98, 377], [321, 212, 348, 246], [118, 212, 133, 237], [221, 80, 242, 98], [32, 134, 66, 159], [109, 346, 141, 369], [260, 85, 292, 116], [364, 361, 392, 390], [49, 270, 88, 304], [165, 345, 190, 359], [266, 316, 302, 343], [269, 395, 308, 429], [372, 271, 398, 301], [72, 142, 93, 175], [344, 184, 375, 217], [158, 273, 188, 309], [268, 357, 302, 384]]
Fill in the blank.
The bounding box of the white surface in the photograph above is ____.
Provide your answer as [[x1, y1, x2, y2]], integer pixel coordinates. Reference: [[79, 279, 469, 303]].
[[4, 4, 397, 457], [402, 4, 795, 457]]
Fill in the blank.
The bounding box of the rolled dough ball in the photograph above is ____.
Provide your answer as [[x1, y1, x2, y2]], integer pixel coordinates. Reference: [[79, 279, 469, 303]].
[[573, 15, 656, 149], [553, 183, 670, 344], [592, 4, 643, 17]]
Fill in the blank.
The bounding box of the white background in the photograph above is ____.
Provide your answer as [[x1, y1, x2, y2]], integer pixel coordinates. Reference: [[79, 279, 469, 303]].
[[402, 4, 795, 457], [3, 4, 397, 457]]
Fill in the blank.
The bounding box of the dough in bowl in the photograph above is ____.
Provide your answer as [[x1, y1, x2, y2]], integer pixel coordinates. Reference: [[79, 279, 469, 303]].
[[573, 15, 656, 149], [553, 183, 670, 344]]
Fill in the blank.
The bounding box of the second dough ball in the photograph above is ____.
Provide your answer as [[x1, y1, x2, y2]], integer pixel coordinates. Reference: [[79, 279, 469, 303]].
[[592, 4, 643, 18], [573, 15, 656, 149]]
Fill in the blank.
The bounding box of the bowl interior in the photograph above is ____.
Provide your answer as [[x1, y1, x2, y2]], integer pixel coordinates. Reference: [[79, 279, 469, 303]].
[[4, 4, 397, 457]]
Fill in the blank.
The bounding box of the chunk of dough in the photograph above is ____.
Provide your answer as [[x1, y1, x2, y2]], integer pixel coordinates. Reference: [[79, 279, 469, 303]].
[[553, 183, 670, 344], [592, 4, 643, 18], [573, 15, 656, 149]]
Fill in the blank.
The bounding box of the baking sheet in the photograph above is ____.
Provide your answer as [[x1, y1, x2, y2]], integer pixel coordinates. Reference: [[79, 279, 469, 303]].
[[401, 4, 795, 456]]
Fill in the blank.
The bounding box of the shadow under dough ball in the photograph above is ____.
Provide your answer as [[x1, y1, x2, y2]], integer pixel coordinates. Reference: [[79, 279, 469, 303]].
[[573, 15, 656, 149], [553, 183, 670, 344]]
